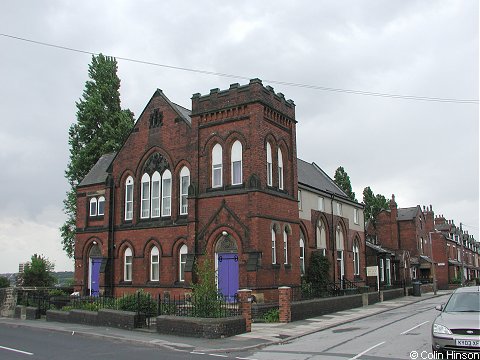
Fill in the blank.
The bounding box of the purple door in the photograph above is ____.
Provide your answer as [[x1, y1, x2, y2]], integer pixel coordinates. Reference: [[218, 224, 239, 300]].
[[90, 258, 102, 296], [217, 253, 239, 302]]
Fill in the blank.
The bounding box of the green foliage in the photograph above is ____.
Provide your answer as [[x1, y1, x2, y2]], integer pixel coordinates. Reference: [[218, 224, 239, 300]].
[[191, 257, 224, 318], [362, 186, 389, 227], [263, 308, 280, 323], [159, 302, 178, 315], [19, 254, 57, 287], [0, 276, 10, 288], [48, 289, 68, 297], [306, 252, 330, 286], [61, 54, 135, 258], [334, 166, 356, 201], [117, 290, 157, 315]]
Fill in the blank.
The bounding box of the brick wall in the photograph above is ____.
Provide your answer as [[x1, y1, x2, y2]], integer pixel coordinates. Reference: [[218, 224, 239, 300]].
[[156, 315, 246, 338]]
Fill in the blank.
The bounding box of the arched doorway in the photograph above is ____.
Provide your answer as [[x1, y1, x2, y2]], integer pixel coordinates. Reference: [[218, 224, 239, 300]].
[[89, 243, 102, 296], [215, 233, 239, 302]]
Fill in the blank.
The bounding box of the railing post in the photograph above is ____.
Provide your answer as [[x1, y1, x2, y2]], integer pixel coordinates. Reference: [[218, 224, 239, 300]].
[[278, 286, 291, 323], [237, 289, 252, 332]]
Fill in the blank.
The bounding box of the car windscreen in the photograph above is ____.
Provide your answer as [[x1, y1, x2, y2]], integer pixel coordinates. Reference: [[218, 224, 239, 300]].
[[444, 291, 480, 312]]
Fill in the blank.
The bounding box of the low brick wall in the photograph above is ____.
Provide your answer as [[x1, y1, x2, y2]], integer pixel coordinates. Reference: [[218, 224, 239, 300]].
[[368, 292, 380, 305], [382, 288, 404, 301], [291, 294, 363, 322], [14, 306, 23, 319], [46, 309, 143, 330], [156, 315, 246, 339]]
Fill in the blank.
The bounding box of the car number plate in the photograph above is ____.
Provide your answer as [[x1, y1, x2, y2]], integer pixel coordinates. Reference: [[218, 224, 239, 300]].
[[456, 339, 480, 347]]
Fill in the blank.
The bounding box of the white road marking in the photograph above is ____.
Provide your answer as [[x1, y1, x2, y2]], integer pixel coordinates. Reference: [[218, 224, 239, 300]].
[[191, 352, 206, 355], [208, 354, 228, 358], [236, 357, 258, 360], [401, 321, 430, 335], [0, 345, 34, 356], [349, 341, 385, 360]]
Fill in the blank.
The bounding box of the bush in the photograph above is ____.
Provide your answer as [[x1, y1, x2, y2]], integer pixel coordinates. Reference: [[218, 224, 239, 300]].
[[191, 257, 225, 318], [117, 290, 157, 315], [263, 308, 279, 323], [0, 276, 10, 288]]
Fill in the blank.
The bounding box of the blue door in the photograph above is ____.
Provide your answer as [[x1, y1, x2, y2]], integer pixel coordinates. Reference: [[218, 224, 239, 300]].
[[90, 258, 102, 296], [217, 253, 239, 302]]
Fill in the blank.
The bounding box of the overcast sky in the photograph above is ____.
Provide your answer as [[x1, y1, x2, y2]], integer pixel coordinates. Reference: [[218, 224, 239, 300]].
[[0, 1, 478, 273]]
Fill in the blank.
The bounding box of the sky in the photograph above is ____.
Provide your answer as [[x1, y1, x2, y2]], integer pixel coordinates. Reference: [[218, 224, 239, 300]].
[[0, 1, 478, 273]]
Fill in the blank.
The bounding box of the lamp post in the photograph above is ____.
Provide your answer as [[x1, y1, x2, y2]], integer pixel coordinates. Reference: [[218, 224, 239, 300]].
[[429, 231, 437, 295]]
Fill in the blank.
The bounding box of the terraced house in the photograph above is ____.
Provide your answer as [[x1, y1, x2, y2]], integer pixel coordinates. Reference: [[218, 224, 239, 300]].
[[73, 79, 366, 301]]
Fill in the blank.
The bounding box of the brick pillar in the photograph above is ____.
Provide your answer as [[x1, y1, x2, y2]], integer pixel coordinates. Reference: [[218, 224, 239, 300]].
[[278, 286, 291, 323], [237, 289, 252, 332]]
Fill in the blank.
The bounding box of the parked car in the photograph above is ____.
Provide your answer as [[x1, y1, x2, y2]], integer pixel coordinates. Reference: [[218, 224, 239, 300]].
[[432, 286, 480, 354]]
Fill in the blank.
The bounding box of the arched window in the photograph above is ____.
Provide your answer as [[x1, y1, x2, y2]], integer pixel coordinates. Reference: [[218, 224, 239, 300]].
[[300, 234, 305, 275], [125, 176, 134, 220], [266, 142, 273, 186], [124, 247, 132, 281], [336, 225, 344, 251], [353, 239, 360, 276], [316, 220, 327, 256], [89, 198, 97, 217], [150, 246, 159, 281], [271, 227, 276, 264], [97, 196, 105, 216], [179, 244, 187, 282], [151, 172, 161, 218], [141, 173, 151, 219], [179, 167, 190, 215], [231, 141, 243, 185], [278, 148, 284, 190], [212, 143, 223, 188], [161, 170, 172, 217], [283, 229, 288, 264]]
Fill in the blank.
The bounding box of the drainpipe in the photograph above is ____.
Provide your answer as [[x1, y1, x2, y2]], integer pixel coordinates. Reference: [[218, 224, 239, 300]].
[[108, 177, 115, 297], [331, 194, 336, 283]]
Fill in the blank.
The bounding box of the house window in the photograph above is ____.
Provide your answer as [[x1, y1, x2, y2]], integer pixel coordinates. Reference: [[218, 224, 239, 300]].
[[353, 240, 360, 276], [124, 247, 132, 282], [125, 176, 134, 220], [150, 246, 159, 282], [316, 220, 327, 251], [386, 258, 391, 285], [179, 244, 187, 282], [419, 237, 423, 253], [380, 258, 384, 282], [89, 198, 97, 217], [283, 229, 288, 264], [97, 196, 105, 216], [266, 142, 273, 186], [299, 236, 305, 275], [318, 196, 324, 211], [354, 208, 359, 224], [212, 143, 223, 188], [271, 228, 276, 264], [298, 190, 302, 210], [231, 141, 243, 185], [179, 167, 190, 215], [141, 173, 151, 219], [161, 170, 172, 217], [278, 148, 284, 190], [336, 202, 342, 216], [151, 171, 161, 218]]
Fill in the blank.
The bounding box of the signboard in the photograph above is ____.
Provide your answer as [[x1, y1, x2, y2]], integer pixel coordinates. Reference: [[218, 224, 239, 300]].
[[438, 262, 445, 266], [366, 266, 378, 277]]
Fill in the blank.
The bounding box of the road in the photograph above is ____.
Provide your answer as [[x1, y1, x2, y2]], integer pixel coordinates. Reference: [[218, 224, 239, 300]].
[[0, 294, 450, 360], [233, 294, 451, 360]]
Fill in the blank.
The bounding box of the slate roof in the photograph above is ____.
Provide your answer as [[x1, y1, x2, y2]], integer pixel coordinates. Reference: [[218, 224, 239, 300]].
[[397, 207, 419, 221], [78, 153, 116, 187], [171, 102, 192, 124], [366, 241, 395, 255], [297, 159, 349, 199]]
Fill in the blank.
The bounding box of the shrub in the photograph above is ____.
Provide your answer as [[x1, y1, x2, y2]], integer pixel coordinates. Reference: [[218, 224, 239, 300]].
[[117, 290, 157, 315], [191, 257, 224, 318], [263, 308, 279, 323]]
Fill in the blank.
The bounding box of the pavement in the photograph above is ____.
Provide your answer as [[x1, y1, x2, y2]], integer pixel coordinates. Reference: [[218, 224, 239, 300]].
[[0, 290, 452, 354]]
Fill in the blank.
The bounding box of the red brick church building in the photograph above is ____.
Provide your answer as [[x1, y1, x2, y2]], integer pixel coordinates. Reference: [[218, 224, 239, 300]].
[[74, 79, 365, 301]]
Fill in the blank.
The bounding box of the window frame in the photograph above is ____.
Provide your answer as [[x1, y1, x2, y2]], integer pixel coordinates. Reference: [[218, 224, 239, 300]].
[[89, 198, 97, 217], [140, 173, 151, 219], [124, 247, 133, 282], [353, 240, 360, 275], [161, 170, 172, 217], [231, 140, 243, 186], [278, 148, 284, 190], [179, 167, 190, 215], [97, 196, 105, 216], [271, 228, 277, 264], [150, 246, 159, 282], [212, 143, 223, 188], [151, 171, 161, 218], [283, 229, 288, 265], [353, 208, 359, 224], [266, 142, 273, 187], [299, 236, 305, 275], [179, 244, 188, 282], [125, 176, 134, 221]]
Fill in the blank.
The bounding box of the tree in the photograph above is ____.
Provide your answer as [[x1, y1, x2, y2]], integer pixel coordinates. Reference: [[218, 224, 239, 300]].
[[0, 276, 10, 288], [61, 54, 135, 258], [334, 166, 356, 201], [362, 186, 389, 228], [18, 254, 57, 287]]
